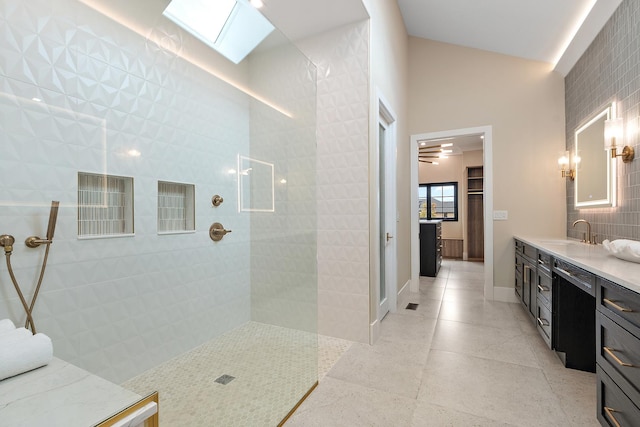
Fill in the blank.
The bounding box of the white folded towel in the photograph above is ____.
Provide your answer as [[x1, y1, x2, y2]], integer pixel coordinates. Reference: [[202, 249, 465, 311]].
[[603, 239, 640, 264], [0, 332, 53, 381], [0, 318, 15, 334], [0, 327, 32, 345]]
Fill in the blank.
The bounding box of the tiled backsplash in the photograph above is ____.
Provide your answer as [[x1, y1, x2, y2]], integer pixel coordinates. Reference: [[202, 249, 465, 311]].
[[565, 0, 640, 242], [0, 0, 316, 384]]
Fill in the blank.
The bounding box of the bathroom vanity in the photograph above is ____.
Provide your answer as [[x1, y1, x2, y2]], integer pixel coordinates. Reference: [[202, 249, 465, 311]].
[[514, 236, 640, 426], [0, 358, 158, 426]]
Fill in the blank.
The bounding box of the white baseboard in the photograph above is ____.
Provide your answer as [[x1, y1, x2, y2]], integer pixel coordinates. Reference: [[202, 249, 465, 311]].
[[493, 286, 519, 303], [398, 279, 412, 309], [369, 319, 380, 345], [410, 276, 419, 293]]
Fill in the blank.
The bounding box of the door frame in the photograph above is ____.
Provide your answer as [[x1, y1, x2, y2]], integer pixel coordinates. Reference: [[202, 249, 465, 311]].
[[410, 126, 494, 300], [370, 91, 398, 343]]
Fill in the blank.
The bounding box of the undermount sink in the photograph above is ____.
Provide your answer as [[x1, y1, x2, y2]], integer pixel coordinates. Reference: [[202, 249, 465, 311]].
[[537, 239, 582, 245]]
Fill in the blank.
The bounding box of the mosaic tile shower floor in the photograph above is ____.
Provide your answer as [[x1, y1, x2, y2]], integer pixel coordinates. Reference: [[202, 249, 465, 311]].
[[122, 322, 352, 426]]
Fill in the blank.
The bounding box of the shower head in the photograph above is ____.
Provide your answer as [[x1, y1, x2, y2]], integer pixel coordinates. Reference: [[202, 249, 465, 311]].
[[45, 201, 59, 241], [24, 201, 60, 248]]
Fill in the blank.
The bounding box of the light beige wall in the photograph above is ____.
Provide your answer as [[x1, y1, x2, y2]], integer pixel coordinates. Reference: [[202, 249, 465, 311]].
[[362, 0, 409, 317], [418, 149, 484, 242], [408, 38, 566, 291], [419, 156, 464, 240]]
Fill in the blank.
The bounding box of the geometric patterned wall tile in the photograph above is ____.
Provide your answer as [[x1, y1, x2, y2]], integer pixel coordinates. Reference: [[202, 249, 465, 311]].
[[298, 21, 371, 343]]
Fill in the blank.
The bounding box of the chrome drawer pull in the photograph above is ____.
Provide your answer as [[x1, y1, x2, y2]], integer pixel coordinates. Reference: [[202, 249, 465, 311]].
[[536, 317, 549, 327], [537, 285, 549, 292], [604, 407, 622, 427], [603, 347, 634, 367], [603, 298, 633, 313]]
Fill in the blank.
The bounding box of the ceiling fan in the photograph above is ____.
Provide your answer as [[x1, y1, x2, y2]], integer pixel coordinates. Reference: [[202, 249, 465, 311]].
[[418, 140, 453, 164]]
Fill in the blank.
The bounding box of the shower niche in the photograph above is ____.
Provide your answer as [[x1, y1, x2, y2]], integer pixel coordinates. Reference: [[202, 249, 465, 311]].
[[77, 172, 134, 238]]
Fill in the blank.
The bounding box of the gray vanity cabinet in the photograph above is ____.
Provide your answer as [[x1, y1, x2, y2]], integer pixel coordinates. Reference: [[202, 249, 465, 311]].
[[514, 240, 537, 321], [596, 279, 640, 427], [535, 251, 553, 347]]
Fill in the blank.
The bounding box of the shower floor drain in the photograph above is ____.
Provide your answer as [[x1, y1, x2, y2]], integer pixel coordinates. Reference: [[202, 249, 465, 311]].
[[214, 374, 236, 385], [405, 303, 419, 310]]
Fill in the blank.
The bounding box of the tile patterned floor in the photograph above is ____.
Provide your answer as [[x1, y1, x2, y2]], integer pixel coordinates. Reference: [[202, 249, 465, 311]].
[[122, 323, 351, 426], [287, 260, 599, 427]]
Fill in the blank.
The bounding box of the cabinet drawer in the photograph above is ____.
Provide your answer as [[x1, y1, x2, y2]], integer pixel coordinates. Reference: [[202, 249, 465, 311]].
[[598, 278, 640, 331], [597, 312, 640, 399], [536, 271, 552, 305], [536, 298, 552, 347], [597, 365, 640, 427], [537, 251, 552, 274], [523, 242, 537, 262], [554, 258, 595, 296]]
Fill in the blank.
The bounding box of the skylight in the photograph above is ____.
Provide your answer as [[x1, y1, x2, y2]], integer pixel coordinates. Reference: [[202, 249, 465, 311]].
[[163, 0, 274, 64]]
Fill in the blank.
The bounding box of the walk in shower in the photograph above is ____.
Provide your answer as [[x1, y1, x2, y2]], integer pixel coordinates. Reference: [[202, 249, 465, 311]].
[[0, 0, 317, 425]]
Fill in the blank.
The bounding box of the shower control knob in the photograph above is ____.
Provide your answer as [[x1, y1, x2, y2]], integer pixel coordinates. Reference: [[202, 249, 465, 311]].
[[211, 195, 224, 207], [209, 222, 232, 242]]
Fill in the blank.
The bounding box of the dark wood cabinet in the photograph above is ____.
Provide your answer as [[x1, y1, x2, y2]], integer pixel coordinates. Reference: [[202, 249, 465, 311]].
[[596, 279, 640, 426], [515, 239, 536, 320], [420, 221, 442, 277], [467, 167, 484, 261], [515, 237, 640, 426]]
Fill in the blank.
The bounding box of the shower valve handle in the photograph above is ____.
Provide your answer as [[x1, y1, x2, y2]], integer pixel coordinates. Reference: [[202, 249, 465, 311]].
[[209, 222, 232, 242]]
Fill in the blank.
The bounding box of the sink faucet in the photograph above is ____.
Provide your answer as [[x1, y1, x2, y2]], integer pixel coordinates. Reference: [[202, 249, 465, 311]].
[[572, 219, 595, 244]]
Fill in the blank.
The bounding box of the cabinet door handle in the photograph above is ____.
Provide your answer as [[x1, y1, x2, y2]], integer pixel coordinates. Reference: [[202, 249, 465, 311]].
[[536, 317, 549, 327], [603, 347, 634, 367], [537, 285, 549, 292], [604, 407, 622, 427], [524, 265, 530, 285], [603, 298, 633, 313]]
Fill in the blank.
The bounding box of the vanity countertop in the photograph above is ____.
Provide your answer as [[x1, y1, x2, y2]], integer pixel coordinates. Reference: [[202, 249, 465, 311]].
[[515, 236, 640, 295], [0, 357, 142, 427]]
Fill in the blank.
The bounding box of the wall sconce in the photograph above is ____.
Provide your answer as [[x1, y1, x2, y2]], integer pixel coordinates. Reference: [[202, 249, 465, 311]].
[[558, 151, 575, 180], [604, 117, 635, 162]]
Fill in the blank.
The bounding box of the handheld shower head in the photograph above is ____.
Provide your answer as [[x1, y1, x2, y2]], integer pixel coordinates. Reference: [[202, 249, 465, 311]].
[[0, 234, 15, 253], [46, 201, 60, 241], [25, 201, 60, 248]]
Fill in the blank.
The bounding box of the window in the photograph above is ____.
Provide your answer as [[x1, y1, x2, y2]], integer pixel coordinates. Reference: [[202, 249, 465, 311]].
[[418, 182, 458, 221]]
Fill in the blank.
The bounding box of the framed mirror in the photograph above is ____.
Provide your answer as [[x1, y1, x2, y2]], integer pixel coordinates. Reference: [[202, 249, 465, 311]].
[[575, 106, 616, 208]]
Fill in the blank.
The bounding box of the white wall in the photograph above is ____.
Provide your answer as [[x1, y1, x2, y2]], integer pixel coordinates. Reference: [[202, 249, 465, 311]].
[[363, 0, 409, 331], [0, 0, 316, 383], [297, 22, 371, 343]]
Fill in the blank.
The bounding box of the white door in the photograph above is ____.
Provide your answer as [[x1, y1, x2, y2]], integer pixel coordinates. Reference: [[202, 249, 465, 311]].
[[378, 102, 397, 322]]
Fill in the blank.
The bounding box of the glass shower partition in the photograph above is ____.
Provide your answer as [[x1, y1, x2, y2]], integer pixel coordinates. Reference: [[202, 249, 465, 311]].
[[0, 0, 317, 425]]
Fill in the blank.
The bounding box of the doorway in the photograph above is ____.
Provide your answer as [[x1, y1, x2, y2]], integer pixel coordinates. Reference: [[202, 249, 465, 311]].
[[375, 96, 398, 328], [410, 126, 494, 300]]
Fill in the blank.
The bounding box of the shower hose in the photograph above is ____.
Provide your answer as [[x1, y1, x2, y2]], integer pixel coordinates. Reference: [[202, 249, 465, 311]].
[[4, 242, 52, 334]]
